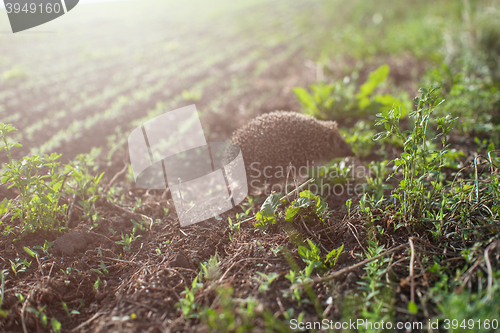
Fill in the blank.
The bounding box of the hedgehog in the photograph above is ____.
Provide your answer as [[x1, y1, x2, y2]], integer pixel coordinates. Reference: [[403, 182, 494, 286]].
[[230, 111, 354, 191]]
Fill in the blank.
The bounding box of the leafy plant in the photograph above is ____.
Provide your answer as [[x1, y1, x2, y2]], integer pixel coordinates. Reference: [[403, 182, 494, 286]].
[[201, 286, 258, 333], [115, 229, 141, 252], [254, 272, 280, 294], [93, 277, 100, 292], [0, 269, 8, 317], [62, 301, 80, 318], [293, 65, 408, 121], [374, 86, 457, 223], [200, 254, 221, 281], [297, 239, 344, 273], [2, 66, 27, 81], [227, 216, 241, 241], [254, 193, 281, 229], [181, 89, 203, 101], [175, 274, 204, 319], [1, 146, 67, 232], [351, 240, 395, 330], [33, 240, 53, 257], [26, 305, 48, 328], [341, 121, 379, 158], [51, 317, 62, 333], [309, 158, 353, 188], [363, 160, 392, 201], [65, 148, 105, 224], [0, 124, 106, 234], [9, 256, 31, 277], [284, 190, 330, 224]]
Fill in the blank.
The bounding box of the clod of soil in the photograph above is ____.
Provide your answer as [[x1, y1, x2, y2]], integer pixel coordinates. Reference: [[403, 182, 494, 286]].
[[170, 252, 195, 269], [53, 231, 113, 256]]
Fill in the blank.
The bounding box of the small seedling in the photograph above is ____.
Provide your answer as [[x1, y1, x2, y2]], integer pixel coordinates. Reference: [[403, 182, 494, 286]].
[[0, 269, 8, 317], [9, 256, 31, 277], [33, 240, 53, 257], [93, 277, 100, 292], [51, 317, 61, 333], [199, 254, 220, 281], [115, 230, 141, 252], [255, 272, 280, 294], [62, 301, 80, 318], [175, 275, 203, 319], [26, 305, 48, 327]]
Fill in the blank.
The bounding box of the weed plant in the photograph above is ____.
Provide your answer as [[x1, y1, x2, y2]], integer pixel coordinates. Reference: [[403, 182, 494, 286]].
[[374, 86, 457, 223], [0, 123, 105, 235], [294, 65, 409, 123]]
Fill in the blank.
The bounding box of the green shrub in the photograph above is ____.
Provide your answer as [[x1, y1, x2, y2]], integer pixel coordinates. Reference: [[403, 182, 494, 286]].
[[374, 86, 457, 223], [293, 65, 409, 122], [0, 123, 104, 234]]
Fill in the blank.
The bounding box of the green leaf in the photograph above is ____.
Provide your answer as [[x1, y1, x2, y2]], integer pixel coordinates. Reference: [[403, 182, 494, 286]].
[[293, 87, 315, 109], [285, 207, 301, 222], [297, 246, 310, 260], [40, 313, 47, 327], [93, 277, 100, 292], [408, 301, 418, 314], [325, 244, 344, 264], [0, 198, 9, 216], [356, 65, 390, 100], [51, 317, 61, 333], [306, 239, 319, 254], [23, 247, 38, 258], [255, 193, 281, 227], [255, 211, 276, 228], [299, 190, 317, 200], [263, 193, 281, 215], [26, 307, 39, 315], [51, 180, 63, 193], [373, 132, 388, 141], [62, 301, 69, 315], [99, 261, 108, 274]]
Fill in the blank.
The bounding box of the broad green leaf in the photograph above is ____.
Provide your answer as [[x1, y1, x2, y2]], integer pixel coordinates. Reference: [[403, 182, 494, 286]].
[[294, 197, 312, 208], [51, 180, 63, 192], [408, 301, 418, 314], [285, 207, 301, 222], [306, 239, 319, 254], [51, 318, 61, 333], [293, 87, 315, 110], [40, 313, 47, 327], [260, 193, 281, 217], [356, 64, 390, 100], [0, 198, 9, 216], [299, 190, 317, 200], [23, 247, 38, 258], [297, 246, 310, 260]]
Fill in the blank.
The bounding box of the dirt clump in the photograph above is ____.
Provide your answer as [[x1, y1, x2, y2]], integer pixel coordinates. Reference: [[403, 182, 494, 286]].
[[53, 230, 114, 256]]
